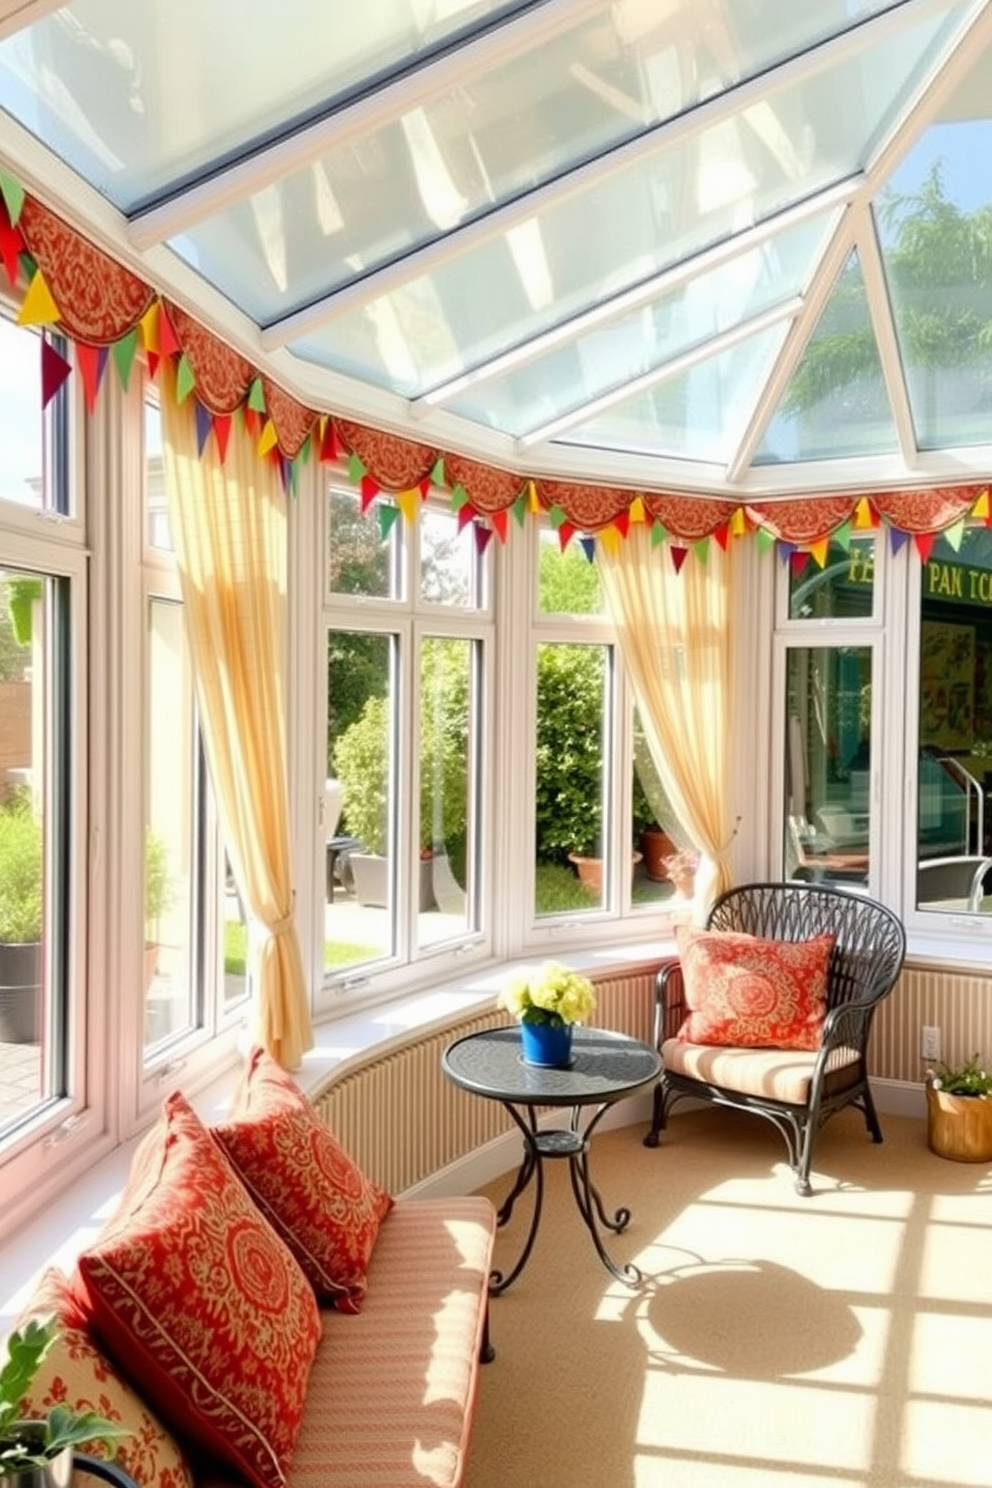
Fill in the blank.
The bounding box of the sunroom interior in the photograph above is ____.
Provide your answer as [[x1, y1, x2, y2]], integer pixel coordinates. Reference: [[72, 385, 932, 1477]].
[[3, 0, 992, 1391]]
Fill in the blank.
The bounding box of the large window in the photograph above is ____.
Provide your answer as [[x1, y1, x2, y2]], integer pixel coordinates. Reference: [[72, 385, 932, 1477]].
[[323, 489, 488, 996]]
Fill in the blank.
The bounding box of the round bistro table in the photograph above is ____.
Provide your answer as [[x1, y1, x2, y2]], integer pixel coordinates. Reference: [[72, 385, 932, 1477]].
[[441, 1025, 661, 1293]]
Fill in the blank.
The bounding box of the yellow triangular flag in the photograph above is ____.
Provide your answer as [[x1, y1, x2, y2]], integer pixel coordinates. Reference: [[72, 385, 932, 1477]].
[[396, 487, 419, 524], [17, 269, 60, 326], [971, 488, 989, 519], [628, 496, 645, 525], [730, 507, 747, 538], [257, 419, 278, 456], [140, 300, 160, 353], [854, 497, 874, 528], [810, 538, 830, 569], [527, 479, 541, 513], [598, 526, 621, 559]]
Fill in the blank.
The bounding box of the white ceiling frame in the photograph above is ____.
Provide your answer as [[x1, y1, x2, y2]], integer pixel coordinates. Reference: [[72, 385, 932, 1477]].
[[258, 0, 949, 349]]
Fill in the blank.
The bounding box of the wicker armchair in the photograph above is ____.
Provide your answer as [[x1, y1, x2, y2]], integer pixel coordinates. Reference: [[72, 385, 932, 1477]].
[[645, 881, 907, 1195]]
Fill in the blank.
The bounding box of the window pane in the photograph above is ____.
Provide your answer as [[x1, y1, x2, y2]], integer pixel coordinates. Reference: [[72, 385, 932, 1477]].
[[145, 401, 172, 551], [420, 509, 477, 608], [145, 597, 196, 1049], [916, 530, 992, 913], [0, 318, 44, 512], [0, 570, 61, 1137], [328, 487, 398, 599], [417, 637, 475, 948], [326, 630, 394, 969], [788, 535, 875, 620], [535, 641, 609, 915], [784, 645, 872, 888], [632, 709, 692, 906], [538, 531, 602, 615]]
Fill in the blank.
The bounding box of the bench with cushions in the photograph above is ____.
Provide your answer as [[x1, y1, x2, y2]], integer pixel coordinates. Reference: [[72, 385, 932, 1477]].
[[644, 881, 907, 1196], [6, 1047, 496, 1488]]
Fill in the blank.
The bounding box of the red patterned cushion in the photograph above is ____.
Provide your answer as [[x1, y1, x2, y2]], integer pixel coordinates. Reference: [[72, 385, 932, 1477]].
[[675, 926, 834, 1050], [15, 1268, 192, 1488], [212, 1046, 394, 1312], [71, 1092, 321, 1488]]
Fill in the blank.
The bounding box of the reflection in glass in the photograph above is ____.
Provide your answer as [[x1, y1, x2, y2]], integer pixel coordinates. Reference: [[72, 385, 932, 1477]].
[[535, 642, 608, 915], [145, 598, 196, 1051], [326, 631, 395, 970], [784, 646, 872, 888], [787, 535, 875, 620], [416, 637, 474, 949], [328, 487, 398, 599], [916, 528, 992, 914]]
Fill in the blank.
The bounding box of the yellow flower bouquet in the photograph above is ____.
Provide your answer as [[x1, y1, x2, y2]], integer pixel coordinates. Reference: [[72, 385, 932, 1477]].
[[497, 960, 596, 1029]]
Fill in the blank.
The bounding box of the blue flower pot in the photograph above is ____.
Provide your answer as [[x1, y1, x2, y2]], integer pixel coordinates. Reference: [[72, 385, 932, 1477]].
[[520, 1018, 573, 1068]]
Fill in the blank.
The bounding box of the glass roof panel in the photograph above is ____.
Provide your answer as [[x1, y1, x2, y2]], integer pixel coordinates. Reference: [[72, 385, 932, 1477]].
[[285, 6, 958, 390], [878, 42, 992, 451], [554, 324, 787, 465], [444, 213, 835, 437], [161, 0, 917, 322], [0, 0, 526, 208], [755, 251, 899, 464]]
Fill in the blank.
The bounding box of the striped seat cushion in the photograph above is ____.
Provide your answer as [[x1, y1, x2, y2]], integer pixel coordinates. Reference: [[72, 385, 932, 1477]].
[[284, 1196, 495, 1488], [662, 1038, 859, 1106]]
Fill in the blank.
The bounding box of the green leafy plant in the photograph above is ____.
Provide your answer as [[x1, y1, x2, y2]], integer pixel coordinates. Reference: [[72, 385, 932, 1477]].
[[0, 795, 42, 945], [144, 828, 176, 940], [928, 1053, 992, 1097], [0, 1317, 130, 1475]]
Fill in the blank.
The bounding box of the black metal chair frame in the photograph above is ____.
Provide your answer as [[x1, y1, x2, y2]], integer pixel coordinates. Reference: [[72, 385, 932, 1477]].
[[644, 881, 907, 1195]]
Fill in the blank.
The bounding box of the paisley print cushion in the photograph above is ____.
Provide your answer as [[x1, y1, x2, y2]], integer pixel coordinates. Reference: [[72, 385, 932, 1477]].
[[15, 1267, 192, 1488], [676, 926, 834, 1051], [212, 1046, 394, 1312], [71, 1092, 321, 1488]]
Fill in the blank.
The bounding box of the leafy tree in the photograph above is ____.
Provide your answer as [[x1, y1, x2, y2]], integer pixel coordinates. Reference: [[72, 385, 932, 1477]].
[[534, 643, 605, 861]]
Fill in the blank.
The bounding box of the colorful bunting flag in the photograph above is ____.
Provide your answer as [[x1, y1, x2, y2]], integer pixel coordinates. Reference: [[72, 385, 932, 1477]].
[[17, 268, 60, 326], [0, 169, 25, 226], [110, 327, 139, 392], [174, 351, 195, 403], [40, 336, 71, 409], [378, 504, 401, 540], [474, 522, 494, 555], [491, 507, 509, 543], [396, 488, 419, 525], [914, 531, 936, 563], [194, 400, 213, 456], [670, 546, 688, 573], [75, 341, 106, 413], [579, 536, 596, 564]]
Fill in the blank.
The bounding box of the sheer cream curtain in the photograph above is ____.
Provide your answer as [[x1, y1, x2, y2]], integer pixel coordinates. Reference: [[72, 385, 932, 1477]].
[[159, 366, 312, 1068], [599, 525, 736, 911]]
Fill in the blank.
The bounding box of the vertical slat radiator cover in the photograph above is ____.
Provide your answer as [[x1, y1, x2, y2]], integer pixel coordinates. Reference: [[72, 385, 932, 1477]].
[[872, 964, 992, 1085], [310, 969, 658, 1195]]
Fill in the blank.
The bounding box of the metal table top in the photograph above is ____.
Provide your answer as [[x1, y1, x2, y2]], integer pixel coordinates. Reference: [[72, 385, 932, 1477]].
[[442, 1025, 661, 1108]]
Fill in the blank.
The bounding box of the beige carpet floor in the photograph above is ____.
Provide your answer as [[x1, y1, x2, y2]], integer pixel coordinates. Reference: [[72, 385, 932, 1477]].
[[465, 1106, 992, 1488]]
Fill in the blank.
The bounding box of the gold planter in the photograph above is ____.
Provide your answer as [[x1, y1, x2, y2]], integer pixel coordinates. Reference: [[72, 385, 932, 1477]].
[[926, 1084, 992, 1163]]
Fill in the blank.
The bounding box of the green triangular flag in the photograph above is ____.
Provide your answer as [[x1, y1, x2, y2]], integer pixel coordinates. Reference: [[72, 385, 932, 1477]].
[[650, 522, 667, 547], [247, 376, 266, 413], [297, 432, 312, 466], [431, 457, 445, 487], [175, 351, 196, 403], [450, 482, 469, 510], [756, 527, 776, 554], [0, 170, 25, 226], [943, 517, 966, 552], [694, 536, 710, 564], [378, 504, 401, 539], [832, 521, 853, 552], [110, 327, 139, 392], [347, 451, 366, 482], [548, 505, 566, 530], [512, 493, 528, 527]]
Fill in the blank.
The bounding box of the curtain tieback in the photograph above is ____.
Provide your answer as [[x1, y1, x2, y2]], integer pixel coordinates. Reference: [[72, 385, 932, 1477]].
[[266, 914, 293, 938]]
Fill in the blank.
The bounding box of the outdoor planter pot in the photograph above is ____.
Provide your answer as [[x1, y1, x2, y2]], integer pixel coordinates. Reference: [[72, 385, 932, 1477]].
[[925, 1084, 992, 1162]]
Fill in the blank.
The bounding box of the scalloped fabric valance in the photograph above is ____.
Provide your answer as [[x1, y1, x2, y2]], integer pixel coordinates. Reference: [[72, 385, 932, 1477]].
[[2, 172, 988, 563]]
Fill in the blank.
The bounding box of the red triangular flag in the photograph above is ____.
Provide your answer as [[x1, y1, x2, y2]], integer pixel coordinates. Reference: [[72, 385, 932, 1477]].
[[713, 521, 730, 551], [457, 502, 476, 532], [213, 413, 232, 464], [474, 523, 494, 555], [158, 303, 180, 358], [491, 507, 509, 543], [790, 549, 810, 576], [613, 510, 630, 539], [557, 521, 576, 551], [41, 336, 71, 409], [419, 477, 431, 499], [671, 546, 689, 573], [0, 218, 24, 288], [360, 473, 379, 512], [75, 341, 105, 413], [320, 419, 338, 462], [914, 531, 936, 564], [145, 349, 160, 381]]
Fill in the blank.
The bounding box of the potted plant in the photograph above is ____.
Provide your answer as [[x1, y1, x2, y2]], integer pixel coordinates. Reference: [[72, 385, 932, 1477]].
[[0, 792, 43, 1044], [0, 1316, 129, 1483], [925, 1053, 992, 1162], [496, 960, 597, 1068]]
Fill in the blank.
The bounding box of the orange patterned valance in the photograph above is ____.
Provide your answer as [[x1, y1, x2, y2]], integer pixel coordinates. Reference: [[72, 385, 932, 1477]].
[[3, 169, 989, 556]]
